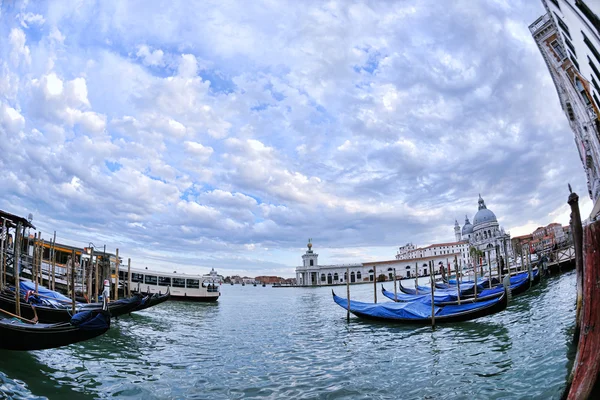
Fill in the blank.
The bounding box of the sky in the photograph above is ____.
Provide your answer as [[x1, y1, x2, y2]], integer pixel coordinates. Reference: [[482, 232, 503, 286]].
[[0, 0, 593, 278]]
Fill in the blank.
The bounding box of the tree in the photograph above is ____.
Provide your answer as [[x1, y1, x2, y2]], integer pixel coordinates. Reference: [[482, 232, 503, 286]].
[[377, 274, 387, 282]]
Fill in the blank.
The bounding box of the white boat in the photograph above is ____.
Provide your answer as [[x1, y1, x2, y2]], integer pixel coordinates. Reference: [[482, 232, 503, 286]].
[[121, 267, 222, 302]]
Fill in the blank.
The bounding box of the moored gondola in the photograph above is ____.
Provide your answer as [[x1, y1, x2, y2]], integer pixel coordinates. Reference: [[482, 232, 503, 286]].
[[332, 288, 508, 324], [0, 307, 110, 351], [0, 286, 142, 323], [131, 289, 170, 312], [381, 285, 503, 305]]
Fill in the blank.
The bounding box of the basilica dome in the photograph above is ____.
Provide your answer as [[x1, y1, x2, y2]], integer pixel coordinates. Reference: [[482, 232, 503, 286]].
[[462, 215, 473, 235], [473, 195, 497, 226]]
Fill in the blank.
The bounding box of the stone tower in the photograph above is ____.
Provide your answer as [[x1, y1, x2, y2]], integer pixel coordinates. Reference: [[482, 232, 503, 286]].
[[301, 238, 318, 268], [454, 219, 461, 241]]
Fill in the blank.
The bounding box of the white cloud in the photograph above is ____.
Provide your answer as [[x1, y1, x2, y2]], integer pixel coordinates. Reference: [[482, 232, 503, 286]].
[[136, 45, 164, 66], [9, 28, 31, 66], [184, 141, 213, 163]]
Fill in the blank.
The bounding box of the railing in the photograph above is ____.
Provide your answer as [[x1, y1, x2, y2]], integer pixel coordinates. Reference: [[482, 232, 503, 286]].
[[529, 13, 551, 34]]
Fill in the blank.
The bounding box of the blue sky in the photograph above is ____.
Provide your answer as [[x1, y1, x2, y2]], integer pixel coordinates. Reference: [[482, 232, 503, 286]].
[[0, 0, 592, 277]]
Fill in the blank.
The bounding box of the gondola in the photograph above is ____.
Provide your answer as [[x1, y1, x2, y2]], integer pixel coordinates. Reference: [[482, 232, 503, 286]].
[[131, 289, 170, 312], [381, 285, 503, 305], [0, 307, 110, 351], [0, 286, 142, 323], [398, 280, 481, 296], [332, 288, 508, 324]]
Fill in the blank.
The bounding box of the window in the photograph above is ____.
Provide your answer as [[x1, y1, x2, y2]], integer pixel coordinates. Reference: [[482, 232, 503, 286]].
[[357, 271, 362, 280], [321, 273, 326, 282], [552, 40, 566, 60], [564, 36, 576, 57], [173, 278, 185, 288], [388, 273, 393, 280], [186, 279, 200, 289], [575, 78, 591, 105], [158, 276, 171, 286], [583, 32, 600, 65], [549, 0, 560, 9], [309, 260, 314, 266], [576, 1, 600, 33], [554, 13, 571, 39], [145, 275, 157, 285], [131, 273, 143, 283], [570, 54, 580, 72], [590, 56, 600, 84]]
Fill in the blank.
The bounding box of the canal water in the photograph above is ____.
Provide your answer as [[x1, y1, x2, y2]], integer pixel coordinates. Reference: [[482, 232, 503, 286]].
[[0, 271, 576, 399]]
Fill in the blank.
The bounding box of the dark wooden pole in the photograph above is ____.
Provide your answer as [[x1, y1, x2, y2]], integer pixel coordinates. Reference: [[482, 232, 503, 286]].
[[454, 255, 461, 304], [415, 262, 419, 295], [429, 260, 435, 329], [87, 248, 94, 303], [14, 223, 22, 317], [568, 188, 584, 336], [393, 267, 397, 301], [0, 218, 5, 289], [70, 249, 76, 314], [94, 253, 99, 302], [373, 265, 377, 304], [51, 232, 56, 290], [346, 266, 350, 322], [115, 248, 120, 301], [127, 258, 131, 298], [487, 252, 492, 289]]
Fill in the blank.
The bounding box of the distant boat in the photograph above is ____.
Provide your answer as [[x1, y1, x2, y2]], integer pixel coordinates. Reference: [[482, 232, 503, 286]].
[[262, 283, 266, 287]]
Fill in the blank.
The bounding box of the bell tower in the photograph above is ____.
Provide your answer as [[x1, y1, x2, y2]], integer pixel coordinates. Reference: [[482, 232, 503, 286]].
[[454, 219, 461, 241]]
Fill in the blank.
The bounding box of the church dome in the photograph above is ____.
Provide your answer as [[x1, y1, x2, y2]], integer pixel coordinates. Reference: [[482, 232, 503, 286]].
[[462, 215, 473, 235], [473, 195, 497, 226]]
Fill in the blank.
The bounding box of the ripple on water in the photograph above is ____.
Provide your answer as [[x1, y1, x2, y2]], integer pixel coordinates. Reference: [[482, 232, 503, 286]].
[[0, 272, 578, 399]]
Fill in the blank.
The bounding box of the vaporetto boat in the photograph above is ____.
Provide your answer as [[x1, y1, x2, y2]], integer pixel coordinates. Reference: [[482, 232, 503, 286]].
[[122, 267, 222, 302]]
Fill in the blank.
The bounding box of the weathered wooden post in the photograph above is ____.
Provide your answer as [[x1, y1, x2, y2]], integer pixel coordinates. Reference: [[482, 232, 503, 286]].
[[495, 245, 502, 283], [487, 252, 492, 289], [14, 223, 22, 317], [346, 266, 350, 322], [527, 251, 533, 289], [372, 265, 377, 304], [454, 255, 461, 304], [429, 260, 435, 329], [115, 248, 120, 301], [393, 267, 397, 301], [415, 262, 419, 295], [127, 258, 131, 298], [87, 247, 94, 303], [51, 236, 57, 291], [473, 253, 478, 299], [94, 253, 99, 302], [70, 249, 76, 314], [568, 187, 583, 335], [0, 218, 5, 289]]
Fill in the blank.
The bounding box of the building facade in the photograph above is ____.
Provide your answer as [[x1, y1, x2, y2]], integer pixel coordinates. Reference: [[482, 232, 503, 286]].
[[395, 195, 512, 269], [530, 0, 600, 209]]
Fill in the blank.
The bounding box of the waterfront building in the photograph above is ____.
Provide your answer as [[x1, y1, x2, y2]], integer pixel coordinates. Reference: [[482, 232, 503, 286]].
[[295, 240, 457, 286], [396, 195, 512, 269], [530, 0, 600, 212]]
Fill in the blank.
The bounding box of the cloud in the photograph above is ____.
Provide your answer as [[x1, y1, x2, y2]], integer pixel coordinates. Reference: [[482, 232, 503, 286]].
[[0, 0, 587, 278]]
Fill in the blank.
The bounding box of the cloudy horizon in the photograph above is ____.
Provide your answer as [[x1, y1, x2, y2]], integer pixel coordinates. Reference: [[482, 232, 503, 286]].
[[0, 0, 592, 278]]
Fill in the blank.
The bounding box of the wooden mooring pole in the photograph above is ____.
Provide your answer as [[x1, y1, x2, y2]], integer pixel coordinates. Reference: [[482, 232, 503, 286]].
[[115, 248, 120, 301], [415, 262, 419, 295], [393, 268, 397, 301], [0, 218, 5, 289], [127, 258, 131, 298], [487, 252, 492, 289], [94, 252, 99, 302], [346, 266, 350, 322], [14, 223, 22, 317], [568, 188, 584, 336], [429, 260, 435, 329], [70, 249, 76, 314], [372, 265, 377, 304], [87, 248, 94, 303], [51, 231, 56, 291], [454, 255, 461, 304]]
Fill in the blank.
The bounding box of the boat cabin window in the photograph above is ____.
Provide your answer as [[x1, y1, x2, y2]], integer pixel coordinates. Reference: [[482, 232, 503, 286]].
[[173, 278, 186, 288], [145, 275, 158, 285], [118, 271, 126, 280], [186, 279, 200, 289], [131, 273, 143, 283], [159, 276, 171, 286]]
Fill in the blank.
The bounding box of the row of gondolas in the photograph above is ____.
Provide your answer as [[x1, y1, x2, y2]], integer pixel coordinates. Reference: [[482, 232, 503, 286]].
[[333, 268, 541, 324], [0, 281, 170, 351]]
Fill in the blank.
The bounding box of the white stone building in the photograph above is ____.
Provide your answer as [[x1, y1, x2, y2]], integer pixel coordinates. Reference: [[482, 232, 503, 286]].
[[530, 0, 600, 211], [395, 195, 512, 269]]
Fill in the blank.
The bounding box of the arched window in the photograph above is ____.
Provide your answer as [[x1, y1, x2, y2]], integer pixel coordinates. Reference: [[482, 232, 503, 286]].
[[327, 273, 333, 284], [488, 230, 491, 238], [350, 271, 356, 283], [368, 269, 374, 282], [484, 232, 487, 239], [344, 272, 348, 281], [575, 78, 592, 105], [388, 272, 393, 280], [320, 273, 326, 282], [388, 267, 393, 271], [333, 273, 339, 281], [357, 271, 362, 280], [310, 259, 314, 266]]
